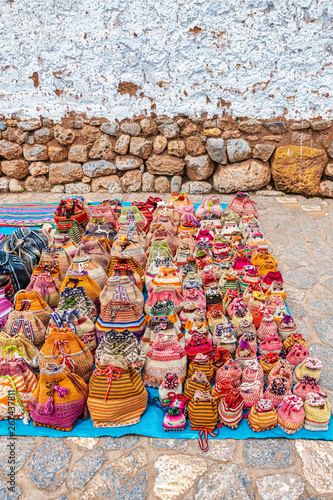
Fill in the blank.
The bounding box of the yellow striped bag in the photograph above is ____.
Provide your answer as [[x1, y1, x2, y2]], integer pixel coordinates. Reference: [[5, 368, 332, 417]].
[[187, 390, 218, 431], [87, 356, 147, 427]]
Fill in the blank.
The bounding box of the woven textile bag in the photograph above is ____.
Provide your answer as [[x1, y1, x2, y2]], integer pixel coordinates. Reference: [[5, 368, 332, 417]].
[[147, 225, 178, 255], [30, 363, 88, 431], [54, 197, 89, 228], [57, 287, 98, 323], [0, 288, 13, 329], [143, 332, 187, 388], [14, 290, 52, 327], [74, 240, 110, 271], [88, 357, 147, 427], [40, 246, 72, 275], [248, 399, 278, 432], [32, 261, 63, 288], [148, 267, 182, 294], [0, 267, 15, 302], [118, 206, 147, 230], [141, 319, 183, 354], [100, 276, 144, 311], [146, 241, 174, 268], [83, 220, 117, 246], [145, 256, 176, 290], [0, 357, 37, 422], [96, 329, 146, 375], [185, 333, 213, 362], [152, 204, 180, 228], [39, 327, 94, 383], [167, 192, 195, 215], [283, 333, 307, 354], [0, 332, 39, 368], [107, 256, 145, 291], [4, 310, 46, 349], [226, 192, 258, 218], [91, 201, 119, 226], [3, 228, 48, 274], [49, 233, 78, 258], [48, 309, 97, 353], [257, 314, 278, 342], [0, 251, 30, 294], [96, 300, 146, 344], [188, 390, 218, 431], [153, 214, 178, 237], [184, 371, 211, 399], [26, 272, 60, 308], [117, 222, 147, 250], [59, 271, 101, 305], [264, 377, 292, 407], [145, 286, 184, 314], [130, 201, 153, 233], [69, 257, 108, 289], [111, 238, 147, 269]]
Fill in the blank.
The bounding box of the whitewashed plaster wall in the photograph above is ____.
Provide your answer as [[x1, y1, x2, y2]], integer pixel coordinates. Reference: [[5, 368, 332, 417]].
[[0, 0, 332, 120]]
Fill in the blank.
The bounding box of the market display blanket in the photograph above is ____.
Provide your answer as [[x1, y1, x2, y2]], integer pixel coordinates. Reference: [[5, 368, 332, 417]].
[[0, 200, 331, 441]]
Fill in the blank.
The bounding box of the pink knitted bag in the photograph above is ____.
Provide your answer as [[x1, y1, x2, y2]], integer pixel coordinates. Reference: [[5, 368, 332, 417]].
[[239, 360, 264, 409], [286, 344, 309, 369], [257, 314, 277, 342], [264, 377, 292, 407], [215, 360, 242, 388], [259, 333, 282, 355], [277, 395, 305, 434], [268, 359, 293, 388], [293, 376, 325, 400]]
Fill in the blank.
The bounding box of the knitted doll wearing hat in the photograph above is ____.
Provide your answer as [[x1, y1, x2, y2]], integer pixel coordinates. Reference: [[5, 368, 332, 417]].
[[277, 395, 305, 434]]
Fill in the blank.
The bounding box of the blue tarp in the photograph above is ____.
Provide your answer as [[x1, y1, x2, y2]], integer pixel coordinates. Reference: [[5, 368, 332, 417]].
[[0, 199, 331, 440]]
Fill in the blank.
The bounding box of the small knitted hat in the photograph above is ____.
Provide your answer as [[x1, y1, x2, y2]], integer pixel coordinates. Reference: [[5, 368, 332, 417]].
[[277, 395, 305, 434], [293, 357, 322, 384], [187, 353, 214, 382], [293, 375, 325, 401], [248, 399, 278, 432], [304, 392, 330, 431], [218, 389, 244, 429]]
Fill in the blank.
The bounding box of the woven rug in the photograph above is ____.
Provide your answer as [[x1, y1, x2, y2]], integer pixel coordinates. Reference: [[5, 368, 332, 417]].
[[0, 200, 331, 440]]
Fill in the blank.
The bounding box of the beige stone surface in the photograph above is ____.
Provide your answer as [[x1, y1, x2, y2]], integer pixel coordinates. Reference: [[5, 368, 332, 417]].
[[49, 162, 83, 184], [146, 154, 184, 175], [213, 159, 271, 192], [23, 144, 48, 161], [0, 140, 22, 160], [89, 135, 114, 160], [1, 159, 29, 179], [54, 125, 75, 145], [185, 154, 214, 181], [153, 135, 168, 154], [295, 441, 333, 494], [120, 169, 142, 192], [69, 145, 89, 163], [48, 146, 68, 162]]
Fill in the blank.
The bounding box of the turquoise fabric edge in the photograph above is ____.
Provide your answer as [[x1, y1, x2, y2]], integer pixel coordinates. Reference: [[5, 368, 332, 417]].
[[0, 199, 331, 440]]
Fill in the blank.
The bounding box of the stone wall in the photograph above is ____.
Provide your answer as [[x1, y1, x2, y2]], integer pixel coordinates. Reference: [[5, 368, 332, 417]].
[[0, 115, 332, 196], [0, 0, 332, 121]]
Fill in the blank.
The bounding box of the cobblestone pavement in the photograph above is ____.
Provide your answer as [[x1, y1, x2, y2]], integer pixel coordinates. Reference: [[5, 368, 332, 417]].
[[0, 191, 332, 500]]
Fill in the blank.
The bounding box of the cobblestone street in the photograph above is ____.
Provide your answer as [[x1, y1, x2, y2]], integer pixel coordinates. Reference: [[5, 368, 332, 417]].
[[0, 192, 332, 500]]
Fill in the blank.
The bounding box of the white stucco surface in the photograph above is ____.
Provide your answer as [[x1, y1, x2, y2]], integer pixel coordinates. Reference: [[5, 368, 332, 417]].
[[0, 0, 332, 120]]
